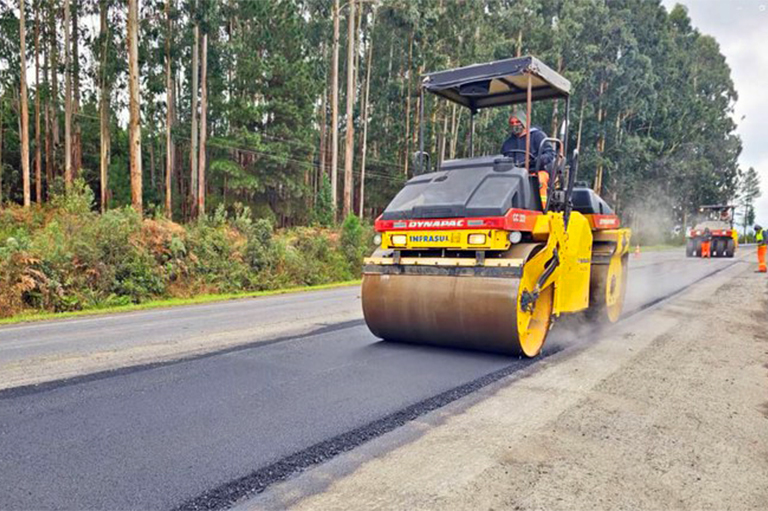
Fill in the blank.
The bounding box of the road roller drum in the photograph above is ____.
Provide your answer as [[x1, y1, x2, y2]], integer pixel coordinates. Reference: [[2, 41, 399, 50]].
[[362, 244, 553, 356]]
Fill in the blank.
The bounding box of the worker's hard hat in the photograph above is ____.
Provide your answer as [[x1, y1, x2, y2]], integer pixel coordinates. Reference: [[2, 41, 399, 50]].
[[755, 224, 763, 231]]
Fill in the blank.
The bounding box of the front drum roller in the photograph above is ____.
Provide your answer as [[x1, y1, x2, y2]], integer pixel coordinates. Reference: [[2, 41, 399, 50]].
[[587, 253, 628, 323], [361, 245, 554, 357]]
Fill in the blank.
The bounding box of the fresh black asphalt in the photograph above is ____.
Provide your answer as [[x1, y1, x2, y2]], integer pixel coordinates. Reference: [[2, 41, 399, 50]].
[[0, 324, 526, 510]]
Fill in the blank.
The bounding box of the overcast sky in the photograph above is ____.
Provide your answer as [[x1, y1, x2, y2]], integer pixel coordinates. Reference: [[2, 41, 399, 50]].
[[661, 0, 768, 225]]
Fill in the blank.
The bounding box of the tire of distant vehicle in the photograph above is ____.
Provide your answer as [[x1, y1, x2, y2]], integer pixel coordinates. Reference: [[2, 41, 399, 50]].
[[726, 239, 735, 258]]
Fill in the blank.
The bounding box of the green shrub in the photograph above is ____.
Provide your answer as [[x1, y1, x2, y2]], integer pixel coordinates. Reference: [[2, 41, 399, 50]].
[[313, 174, 335, 227], [49, 178, 94, 215], [283, 228, 350, 285], [340, 214, 366, 273], [0, 197, 368, 318]]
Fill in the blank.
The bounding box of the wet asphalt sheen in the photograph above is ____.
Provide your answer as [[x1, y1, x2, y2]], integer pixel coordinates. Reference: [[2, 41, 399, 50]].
[[0, 254, 739, 510]]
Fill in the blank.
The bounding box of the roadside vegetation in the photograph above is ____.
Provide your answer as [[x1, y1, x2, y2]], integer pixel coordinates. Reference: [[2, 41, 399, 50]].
[[0, 181, 371, 319]]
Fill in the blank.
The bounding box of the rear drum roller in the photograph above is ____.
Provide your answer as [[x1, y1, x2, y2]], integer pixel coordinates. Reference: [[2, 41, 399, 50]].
[[361, 245, 554, 356], [587, 254, 628, 323]]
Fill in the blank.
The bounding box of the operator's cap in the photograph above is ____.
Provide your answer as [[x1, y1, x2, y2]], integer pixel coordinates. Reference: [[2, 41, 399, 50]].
[[509, 108, 528, 128], [755, 224, 763, 231]]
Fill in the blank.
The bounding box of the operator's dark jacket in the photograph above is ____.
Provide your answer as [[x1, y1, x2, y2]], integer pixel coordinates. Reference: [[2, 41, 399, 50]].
[[500, 127, 555, 169]]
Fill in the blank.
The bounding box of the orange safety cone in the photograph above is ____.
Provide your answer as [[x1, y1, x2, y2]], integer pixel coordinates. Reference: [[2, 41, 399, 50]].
[[634, 244, 641, 258]]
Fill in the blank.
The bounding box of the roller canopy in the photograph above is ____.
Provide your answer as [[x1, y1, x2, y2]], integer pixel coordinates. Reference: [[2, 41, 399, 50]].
[[423, 56, 571, 111]]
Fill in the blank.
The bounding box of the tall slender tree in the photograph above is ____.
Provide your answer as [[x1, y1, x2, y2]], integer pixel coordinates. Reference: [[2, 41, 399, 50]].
[[359, 7, 376, 218], [330, 0, 340, 215], [19, 0, 31, 207], [342, 0, 356, 217], [71, 0, 81, 175], [34, 0, 41, 203], [164, 0, 173, 217], [47, 1, 58, 182], [127, 0, 142, 213], [0, 94, 4, 205], [197, 31, 207, 216], [98, 0, 110, 212], [189, 14, 199, 217], [63, 0, 72, 187]]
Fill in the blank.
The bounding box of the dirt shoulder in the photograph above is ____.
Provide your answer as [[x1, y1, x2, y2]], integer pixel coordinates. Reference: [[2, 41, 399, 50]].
[[256, 262, 768, 511]]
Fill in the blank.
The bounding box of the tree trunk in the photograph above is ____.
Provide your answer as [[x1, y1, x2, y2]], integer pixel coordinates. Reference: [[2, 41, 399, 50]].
[[149, 133, 156, 194], [197, 32, 208, 216], [72, 0, 81, 176], [318, 73, 326, 195], [359, 7, 375, 218], [342, 0, 356, 218], [0, 95, 3, 205], [48, 3, 58, 179], [127, 0, 142, 213], [383, 40, 393, 138], [330, 0, 340, 216], [63, 0, 72, 187], [550, 55, 564, 138], [576, 97, 585, 151], [34, 0, 42, 203], [449, 102, 457, 159], [403, 32, 413, 176], [99, 0, 111, 212], [19, 0, 31, 207], [43, 19, 52, 196], [189, 20, 199, 218], [594, 80, 606, 194], [165, 0, 173, 218]]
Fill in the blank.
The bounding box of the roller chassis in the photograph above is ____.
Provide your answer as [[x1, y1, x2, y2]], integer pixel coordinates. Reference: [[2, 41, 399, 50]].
[[362, 55, 632, 357], [363, 206, 631, 357], [686, 230, 736, 258], [686, 205, 738, 258]]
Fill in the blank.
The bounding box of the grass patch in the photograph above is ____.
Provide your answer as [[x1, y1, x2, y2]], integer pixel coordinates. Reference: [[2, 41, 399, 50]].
[[0, 279, 361, 326]]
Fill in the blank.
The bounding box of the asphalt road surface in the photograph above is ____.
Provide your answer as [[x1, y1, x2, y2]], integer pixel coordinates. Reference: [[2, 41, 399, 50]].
[[0, 250, 743, 510]]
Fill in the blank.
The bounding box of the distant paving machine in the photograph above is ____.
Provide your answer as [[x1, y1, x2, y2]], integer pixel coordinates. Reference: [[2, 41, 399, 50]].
[[686, 205, 738, 258], [361, 57, 632, 357]]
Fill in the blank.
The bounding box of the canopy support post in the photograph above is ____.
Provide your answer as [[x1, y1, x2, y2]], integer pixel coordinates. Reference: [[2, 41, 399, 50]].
[[563, 96, 571, 157], [525, 72, 532, 174], [469, 110, 475, 157]]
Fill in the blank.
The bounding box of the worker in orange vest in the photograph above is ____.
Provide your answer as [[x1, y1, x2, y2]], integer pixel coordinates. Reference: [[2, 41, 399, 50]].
[[756, 225, 766, 273], [701, 228, 712, 259]]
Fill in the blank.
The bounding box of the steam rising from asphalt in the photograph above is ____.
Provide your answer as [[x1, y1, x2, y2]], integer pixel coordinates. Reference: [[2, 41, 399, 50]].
[[624, 195, 679, 246], [547, 251, 733, 352]]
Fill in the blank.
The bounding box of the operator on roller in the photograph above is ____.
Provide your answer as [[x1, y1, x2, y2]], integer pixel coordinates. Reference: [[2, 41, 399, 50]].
[[756, 224, 766, 273], [501, 109, 556, 207]]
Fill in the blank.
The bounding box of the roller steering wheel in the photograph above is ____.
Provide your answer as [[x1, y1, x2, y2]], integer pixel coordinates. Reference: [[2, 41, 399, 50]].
[[502, 149, 535, 170]]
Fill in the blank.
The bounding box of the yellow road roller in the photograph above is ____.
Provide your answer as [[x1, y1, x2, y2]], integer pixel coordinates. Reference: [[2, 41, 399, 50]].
[[361, 56, 631, 357]]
